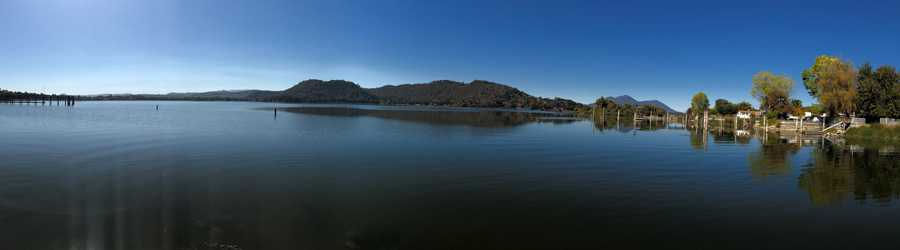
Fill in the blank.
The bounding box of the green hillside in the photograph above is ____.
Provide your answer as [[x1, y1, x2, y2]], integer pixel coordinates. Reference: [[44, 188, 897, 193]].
[[262, 80, 379, 103], [368, 80, 583, 111]]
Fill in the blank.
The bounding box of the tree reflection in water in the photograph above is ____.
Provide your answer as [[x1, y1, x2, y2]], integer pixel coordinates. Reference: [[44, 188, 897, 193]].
[[799, 142, 900, 206], [748, 133, 799, 181]]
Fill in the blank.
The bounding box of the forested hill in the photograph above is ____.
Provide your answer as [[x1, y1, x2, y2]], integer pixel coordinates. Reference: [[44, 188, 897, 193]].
[[84, 79, 586, 111], [262, 80, 379, 103], [261, 79, 583, 111], [368, 80, 583, 111]]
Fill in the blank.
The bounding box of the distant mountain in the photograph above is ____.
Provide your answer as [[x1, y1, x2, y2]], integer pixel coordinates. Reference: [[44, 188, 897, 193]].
[[264, 79, 584, 111], [88, 89, 280, 101], [604, 95, 681, 114], [163, 90, 280, 100], [262, 80, 379, 103], [84, 79, 587, 111], [368, 80, 582, 111]]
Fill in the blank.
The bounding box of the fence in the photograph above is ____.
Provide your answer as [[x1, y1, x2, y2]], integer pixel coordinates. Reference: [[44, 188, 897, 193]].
[[850, 118, 866, 128], [880, 118, 900, 126]]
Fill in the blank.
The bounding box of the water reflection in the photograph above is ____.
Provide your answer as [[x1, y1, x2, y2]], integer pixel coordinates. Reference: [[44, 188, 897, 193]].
[[278, 107, 577, 127], [748, 133, 799, 181], [747, 132, 900, 206], [590, 119, 678, 134], [799, 142, 900, 206]]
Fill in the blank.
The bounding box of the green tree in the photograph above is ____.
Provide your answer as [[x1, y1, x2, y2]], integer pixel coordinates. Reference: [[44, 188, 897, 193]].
[[640, 104, 666, 117], [751, 71, 796, 111], [856, 62, 878, 118], [857, 62, 900, 119], [594, 97, 619, 111], [691, 92, 710, 115], [735, 101, 753, 111], [801, 55, 839, 98], [874, 65, 900, 118], [806, 104, 822, 115], [766, 87, 792, 117], [713, 99, 736, 116], [818, 58, 858, 117], [791, 99, 802, 108]]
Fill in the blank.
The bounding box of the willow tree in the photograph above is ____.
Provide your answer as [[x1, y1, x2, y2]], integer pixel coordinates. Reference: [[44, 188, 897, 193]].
[[750, 71, 796, 111], [818, 58, 857, 117], [801, 55, 839, 98]]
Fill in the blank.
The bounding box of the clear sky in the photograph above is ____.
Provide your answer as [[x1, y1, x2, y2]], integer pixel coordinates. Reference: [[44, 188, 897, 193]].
[[2, 0, 899, 111]]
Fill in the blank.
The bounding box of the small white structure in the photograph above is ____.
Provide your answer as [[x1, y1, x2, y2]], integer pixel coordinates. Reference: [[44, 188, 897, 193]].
[[737, 110, 761, 119]]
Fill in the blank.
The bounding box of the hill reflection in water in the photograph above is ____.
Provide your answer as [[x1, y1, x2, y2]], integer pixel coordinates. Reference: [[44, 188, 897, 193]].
[[277, 106, 579, 127]]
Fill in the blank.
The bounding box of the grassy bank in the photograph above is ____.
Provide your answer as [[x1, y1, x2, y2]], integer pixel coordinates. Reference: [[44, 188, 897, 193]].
[[846, 124, 900, 141]]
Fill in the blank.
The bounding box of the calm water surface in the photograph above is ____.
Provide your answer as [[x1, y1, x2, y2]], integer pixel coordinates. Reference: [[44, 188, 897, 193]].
[[1, 101, 899, 249]]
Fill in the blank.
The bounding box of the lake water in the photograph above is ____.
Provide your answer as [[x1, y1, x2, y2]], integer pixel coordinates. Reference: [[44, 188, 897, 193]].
[[1, 101, 899, 250]]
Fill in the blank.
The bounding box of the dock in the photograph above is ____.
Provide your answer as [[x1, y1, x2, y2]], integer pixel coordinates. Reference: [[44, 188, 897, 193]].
[[1, 94, 77, 106]]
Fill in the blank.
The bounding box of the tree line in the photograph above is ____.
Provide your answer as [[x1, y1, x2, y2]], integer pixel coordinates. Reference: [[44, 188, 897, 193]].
[[0, 89, 81, 101], [748, 55, 900, 121], [592, 97, 673, 119], [685, 92, 754, 119]]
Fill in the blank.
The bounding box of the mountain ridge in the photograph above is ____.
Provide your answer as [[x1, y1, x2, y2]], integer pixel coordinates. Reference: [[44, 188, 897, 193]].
[[85, 80, 677, 113], [602, 95, 681, 114], [262, 79, 583, 111]]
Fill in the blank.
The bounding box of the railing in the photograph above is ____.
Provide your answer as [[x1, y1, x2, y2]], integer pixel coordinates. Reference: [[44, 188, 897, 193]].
[[880, 118, 900, 126], [823, 120, 844, 131]]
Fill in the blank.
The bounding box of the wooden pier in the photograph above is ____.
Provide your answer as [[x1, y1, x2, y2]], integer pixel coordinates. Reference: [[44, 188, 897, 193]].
[[0, 94, 77, 106]]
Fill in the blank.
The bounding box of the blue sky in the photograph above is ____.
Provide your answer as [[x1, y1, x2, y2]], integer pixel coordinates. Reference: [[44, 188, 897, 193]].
[[1, 0, 899, 111]]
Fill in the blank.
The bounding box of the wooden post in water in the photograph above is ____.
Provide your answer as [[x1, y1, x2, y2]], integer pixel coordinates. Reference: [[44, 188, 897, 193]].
[[274, 108, 277, 117], [666, 112, 669, 134], [156, 105, 159, 110], [704, 111, 708, 131]]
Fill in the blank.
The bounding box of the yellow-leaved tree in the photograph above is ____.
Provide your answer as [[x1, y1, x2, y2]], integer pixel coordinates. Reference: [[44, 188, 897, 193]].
[[818, 58, 857, 117]]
